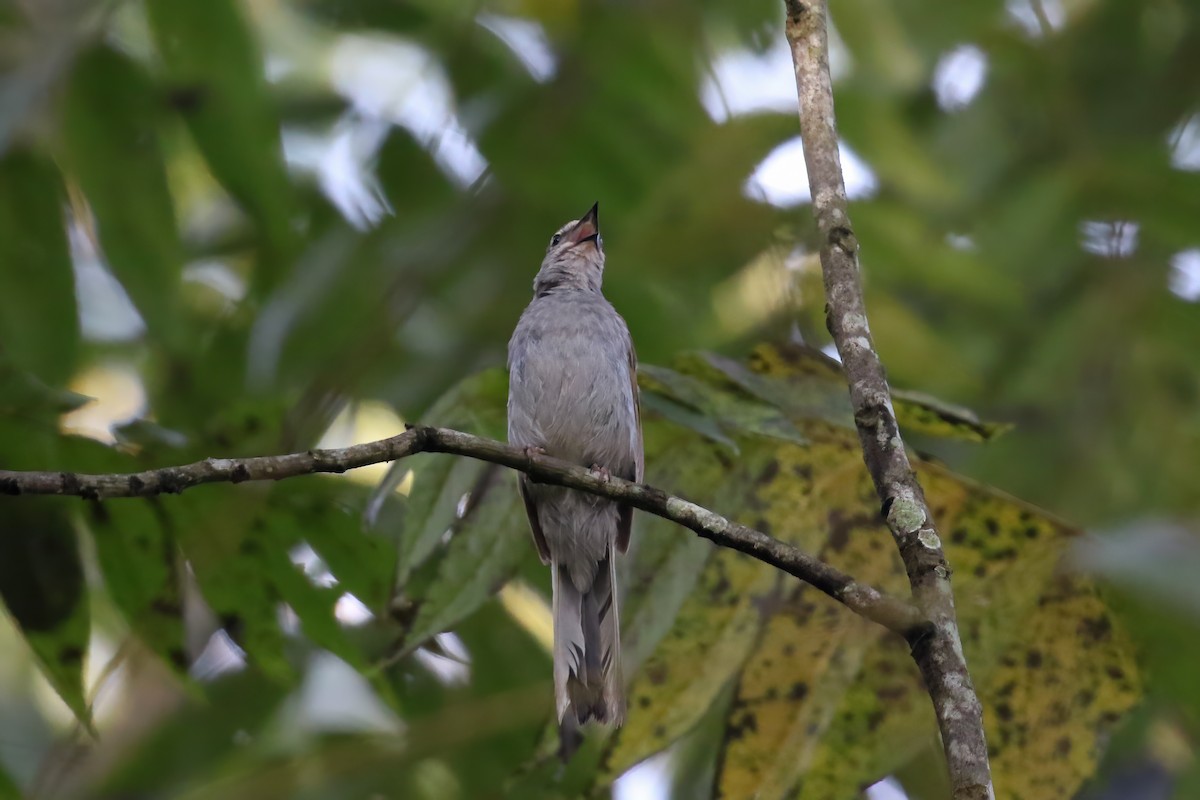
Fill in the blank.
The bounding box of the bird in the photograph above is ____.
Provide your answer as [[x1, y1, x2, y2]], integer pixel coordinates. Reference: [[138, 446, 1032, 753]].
[[506, 202, 643, 758]]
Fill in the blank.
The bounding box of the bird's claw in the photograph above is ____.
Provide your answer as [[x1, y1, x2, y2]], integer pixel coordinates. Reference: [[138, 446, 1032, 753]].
[[590, 464, 611, 483], [523, 445, 547, 460]]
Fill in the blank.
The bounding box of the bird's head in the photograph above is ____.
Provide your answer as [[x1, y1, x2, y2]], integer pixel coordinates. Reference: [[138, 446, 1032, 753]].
[[534, 202, 605, 295]]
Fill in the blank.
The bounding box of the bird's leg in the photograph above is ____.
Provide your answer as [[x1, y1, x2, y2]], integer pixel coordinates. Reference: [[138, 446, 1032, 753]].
[[589, 463, 611, 483]]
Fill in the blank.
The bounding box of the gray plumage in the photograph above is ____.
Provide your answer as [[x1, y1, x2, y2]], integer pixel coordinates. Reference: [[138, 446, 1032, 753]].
[[506, 203, 642, 756]]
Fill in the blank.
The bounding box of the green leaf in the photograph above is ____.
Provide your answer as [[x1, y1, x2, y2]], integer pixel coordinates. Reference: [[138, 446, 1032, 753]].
[[0, 760, 18, 799], [145, 0, 295, 293], [256, 483, 389, 675], [639, 388, 739, 451], [172, 492, 293, 683], [666, 679, 737, 800], [87, 500, 188, 674], [0, 498, 91, 728], [383, 603, 553, 797], [400, 455, 489, 583], [112, 418, 190, 451], [372, 367, 533, 656], [279, 482, 396, 614], [262, 547, 357, 663], [639, 362, 804, 444], [97, 671, 288, 796], [174, 481, 391, 686], [395, 466, 528, 657], [705, 345, 1009, 443], [371, 369, 509, 587], [0, 150, 78, 386], [689, 348, 855, 432], [61, 45, 184, 348], [0, 357, 90, 420], [891, 388, 1012, 442]]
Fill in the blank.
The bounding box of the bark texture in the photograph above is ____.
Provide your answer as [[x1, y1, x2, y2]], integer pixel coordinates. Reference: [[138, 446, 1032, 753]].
[[783, 1, 995, 797], [0, 424, 923, 635]]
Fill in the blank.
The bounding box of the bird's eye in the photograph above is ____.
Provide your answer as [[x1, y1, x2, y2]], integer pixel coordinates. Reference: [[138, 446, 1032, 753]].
[[550, 233, 562, 246]]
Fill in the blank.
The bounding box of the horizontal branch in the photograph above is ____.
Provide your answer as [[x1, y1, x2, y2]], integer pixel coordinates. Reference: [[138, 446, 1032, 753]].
[[0, 425, 924, 636]]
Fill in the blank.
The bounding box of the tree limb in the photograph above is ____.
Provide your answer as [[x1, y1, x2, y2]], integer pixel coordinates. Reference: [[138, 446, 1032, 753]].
[[0, 424, 924, 636], [783, 1, 995, 798]]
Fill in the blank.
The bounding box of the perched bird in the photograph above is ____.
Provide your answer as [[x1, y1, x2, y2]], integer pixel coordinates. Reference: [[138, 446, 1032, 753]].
[[507, 202, 643, 756]]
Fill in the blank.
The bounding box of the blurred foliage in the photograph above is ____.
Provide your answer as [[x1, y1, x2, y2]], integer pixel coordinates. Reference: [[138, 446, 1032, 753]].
[[0, 0, 1198, 797]]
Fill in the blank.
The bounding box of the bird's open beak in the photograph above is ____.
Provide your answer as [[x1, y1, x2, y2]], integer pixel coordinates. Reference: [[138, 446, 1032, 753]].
[[567, 202, 600, 248]]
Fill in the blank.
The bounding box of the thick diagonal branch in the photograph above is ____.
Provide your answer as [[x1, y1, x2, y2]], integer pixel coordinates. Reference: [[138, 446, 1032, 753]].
[[0, 424, 923, 636], [783, 1, 994, 798]]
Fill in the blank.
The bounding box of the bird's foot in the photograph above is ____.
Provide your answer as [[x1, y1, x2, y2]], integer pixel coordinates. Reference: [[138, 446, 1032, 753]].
[[523, 445, 547, 460], [589, 464, 611, 483]]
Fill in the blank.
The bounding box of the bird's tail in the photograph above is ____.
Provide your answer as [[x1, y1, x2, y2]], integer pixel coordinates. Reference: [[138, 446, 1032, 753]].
[[552, 546, 624, 759]]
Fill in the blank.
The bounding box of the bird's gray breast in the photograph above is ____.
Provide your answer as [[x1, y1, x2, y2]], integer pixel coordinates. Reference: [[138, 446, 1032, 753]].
[[507, 292, 637, 471]]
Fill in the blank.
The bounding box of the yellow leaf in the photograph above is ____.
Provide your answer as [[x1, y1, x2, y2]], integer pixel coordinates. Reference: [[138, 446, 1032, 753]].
[[983, 576, 1140, 800], [717, 594, 878, 798], [606, 433, 876, 779], [603, 440, 784, 778], [602, 344, 1140, 799]]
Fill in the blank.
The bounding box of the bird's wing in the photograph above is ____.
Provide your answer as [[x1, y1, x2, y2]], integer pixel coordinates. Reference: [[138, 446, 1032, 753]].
[[519, 476, 551, 564], [616, 340, 643, 554]]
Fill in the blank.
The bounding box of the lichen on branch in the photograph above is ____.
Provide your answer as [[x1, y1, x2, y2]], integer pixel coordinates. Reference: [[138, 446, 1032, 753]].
[[782, 0, 995, 797], [0, 424, 923, 636]]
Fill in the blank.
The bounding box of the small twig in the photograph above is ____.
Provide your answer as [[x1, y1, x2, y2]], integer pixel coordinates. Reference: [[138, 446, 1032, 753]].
[[783, 1, 994, 798], [1028, 0, 1056, 37], [0, 425, 923, 636]]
